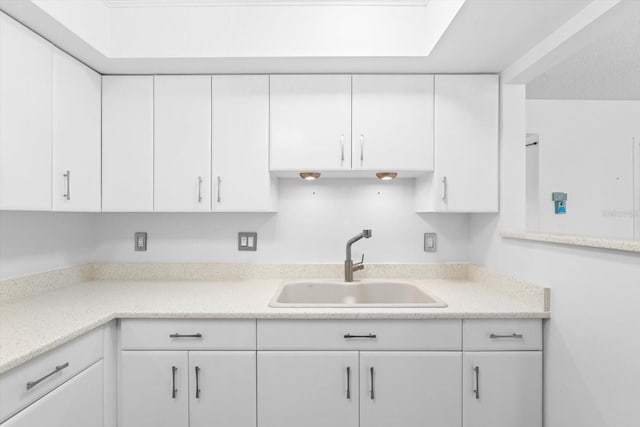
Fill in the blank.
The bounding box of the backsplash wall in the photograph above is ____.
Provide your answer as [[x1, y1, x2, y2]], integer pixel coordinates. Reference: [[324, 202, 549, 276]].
[[93, 179, 470, 264]]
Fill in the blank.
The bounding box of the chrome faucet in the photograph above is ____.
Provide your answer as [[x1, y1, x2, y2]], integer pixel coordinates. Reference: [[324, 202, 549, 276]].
[[345, 229, 372, 282]]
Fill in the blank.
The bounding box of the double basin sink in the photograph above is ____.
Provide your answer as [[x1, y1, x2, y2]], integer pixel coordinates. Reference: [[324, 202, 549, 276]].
[[269, 281, 447, 308]]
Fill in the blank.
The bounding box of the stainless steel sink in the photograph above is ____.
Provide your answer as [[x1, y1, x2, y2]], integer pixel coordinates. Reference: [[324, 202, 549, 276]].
[[269, 281, 447, 308]]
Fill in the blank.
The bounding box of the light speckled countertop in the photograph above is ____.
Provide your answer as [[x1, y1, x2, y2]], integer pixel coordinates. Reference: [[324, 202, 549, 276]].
[[0, 276, 549, 374]]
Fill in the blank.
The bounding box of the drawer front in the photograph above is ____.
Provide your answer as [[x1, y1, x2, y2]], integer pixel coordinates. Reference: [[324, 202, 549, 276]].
[[257, 319, 461, 350], [120, 319, 256, 350], [0, 327, 103, 423], [463, 319, 542, 351]]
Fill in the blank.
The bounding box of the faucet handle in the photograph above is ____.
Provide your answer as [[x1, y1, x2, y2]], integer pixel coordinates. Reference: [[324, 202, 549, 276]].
[[354, 254, 365, 266]]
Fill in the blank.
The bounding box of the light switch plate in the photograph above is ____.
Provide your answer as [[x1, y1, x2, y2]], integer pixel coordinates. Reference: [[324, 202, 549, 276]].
[[424, 233, 437, 252], [134, 232, 147, 251], [238, 232, 258, 251]]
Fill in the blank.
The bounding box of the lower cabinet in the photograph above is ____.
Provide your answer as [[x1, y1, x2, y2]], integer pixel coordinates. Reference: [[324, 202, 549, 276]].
[[257, 351, 462, 427], [462, 352, 542, 427], [120, 350, 256, 427], [2, 361, 103, 427]]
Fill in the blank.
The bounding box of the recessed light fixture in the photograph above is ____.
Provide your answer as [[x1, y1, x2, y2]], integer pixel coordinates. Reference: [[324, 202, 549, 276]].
[[376, 172, 398, 180], [299, 172, 321, 180]]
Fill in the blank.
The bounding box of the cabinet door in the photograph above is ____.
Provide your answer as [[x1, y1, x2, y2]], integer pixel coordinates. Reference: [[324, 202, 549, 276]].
[[270, 75, 351, 172], [189, 351, 256, 427], [257, 351, 358, 427], [427, 74, 499, 212], [360, 352, 461, 427], [463, 352, 542, 427], [352, 75, 434, 173], [120, 351, 188, 427], [2, 361, 103, 427], [52, 49, 101, 211], [102, 76, 154, 211], [212, 75, 276, 212], [0, 14, 52, 211], [154, 76, 211, 212]]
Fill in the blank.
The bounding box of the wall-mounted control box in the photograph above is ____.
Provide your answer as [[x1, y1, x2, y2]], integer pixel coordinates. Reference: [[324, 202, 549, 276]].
[[552, 192, 567, 214], [238, 232, 258, 251], [134, 232, 147, 251]]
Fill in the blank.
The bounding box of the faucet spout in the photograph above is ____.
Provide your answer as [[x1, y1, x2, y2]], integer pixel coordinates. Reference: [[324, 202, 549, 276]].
[[345, 229, 372, 282]]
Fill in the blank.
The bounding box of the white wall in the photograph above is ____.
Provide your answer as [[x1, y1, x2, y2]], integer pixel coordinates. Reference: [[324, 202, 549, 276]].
[[94, 179, 470, 264], [0, 211, 94, 280], [527, 100, 640, 239], [471, 84, 640, 427]]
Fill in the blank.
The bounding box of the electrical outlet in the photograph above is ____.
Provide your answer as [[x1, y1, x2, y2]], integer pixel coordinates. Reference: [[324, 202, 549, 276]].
[[238, 232, 258, 251], [424, 233, 437, 252], [134, 232, 147, 251]]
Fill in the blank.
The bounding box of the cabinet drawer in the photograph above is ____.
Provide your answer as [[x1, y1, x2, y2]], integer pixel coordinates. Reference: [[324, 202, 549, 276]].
[[463, 319, 542, 351], [120, 319, 256, 350], [257, 319, 461, 350], [0, 327, 103, 423]]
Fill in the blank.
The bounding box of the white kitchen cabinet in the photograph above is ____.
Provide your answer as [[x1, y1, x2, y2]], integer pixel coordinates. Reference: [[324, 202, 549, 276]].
[[212, 75, 276, 211], [359, 352, 461, 427], [119, 351, 189, 427], [352, 75, 434, 174], [51, 49, 101, 212], [188, 351, 256, 427], [270, 75, 352, 172], [463, 352, 542, 427], [257, 351, 359, 427], [1, 361, 103, 427], [0, 13, 52, 211], [416, 74, 499, 212], [102, 76, 154, 212], [154, 76, 211, 212]]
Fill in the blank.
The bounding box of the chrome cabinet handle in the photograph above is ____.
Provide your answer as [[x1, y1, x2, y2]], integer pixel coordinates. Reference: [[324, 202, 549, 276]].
[[26, 362, 69, 390], [346, 366, 351, 399], [195, 366, 201, 399], [344, 333, 376, 339], [197, 176, 203, 203], [369, 366, 375, 400], [473, 366, 480, 399], [490, 333, 524, 339], [360, 135, 364, 162], [216, 176, 222, 203], [340, 135, 345, 162], [63, 171, 71, 200], [172, 366, 178, 399], [169, 333, 202, 339], [441, 176, 447, 201]]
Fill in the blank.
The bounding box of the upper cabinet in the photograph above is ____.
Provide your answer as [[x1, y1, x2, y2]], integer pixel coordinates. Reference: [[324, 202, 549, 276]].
[[0, 13, 53, 211], [102, 76, 154, 212], [212, 75, 276, 212], [352, 75, 434, 173], [154, 76, 212, 212], [270, 75, 352, 172], [52, 49, 102, 212], [416, 75, 499, 213]]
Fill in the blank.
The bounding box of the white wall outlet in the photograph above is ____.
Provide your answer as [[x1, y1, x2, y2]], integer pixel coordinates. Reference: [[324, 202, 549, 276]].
[[424, 232, 437, 252], [238, 232, 258, 251], [134, 232, 147, 251]]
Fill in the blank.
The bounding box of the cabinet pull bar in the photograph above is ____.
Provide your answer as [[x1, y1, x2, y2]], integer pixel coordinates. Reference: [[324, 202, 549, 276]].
[[26, 362, 69, 390], [346, 366, 351, 399], [195, 366, 201, 399], [340, 135, 345, 162], [360, 135, 364, 162], [344, 333, 377, 339], [217, 176, 222, 203], [169, 333, 203, 339], [489, 333, 524, 339], [63, 170, 71, 200], [172, 366, 178, 399], [197, 176, 203, 203], [441, 176, 447, 201], [369, 366, 375, 400], [473, 366, 480, 399]]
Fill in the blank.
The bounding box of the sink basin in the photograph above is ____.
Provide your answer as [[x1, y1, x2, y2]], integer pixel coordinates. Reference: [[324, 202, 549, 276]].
[[269, 281, 447, 308]]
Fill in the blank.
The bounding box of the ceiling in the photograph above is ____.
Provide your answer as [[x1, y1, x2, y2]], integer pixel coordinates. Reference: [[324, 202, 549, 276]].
[[0, 0, 593, 74], [527, 6, 640, 100]]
